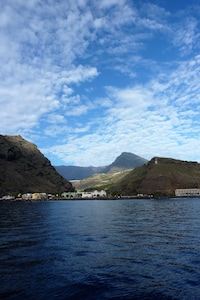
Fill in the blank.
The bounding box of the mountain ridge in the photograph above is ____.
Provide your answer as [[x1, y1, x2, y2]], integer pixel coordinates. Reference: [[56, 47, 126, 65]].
[[55, 152, 148, 180], [1, 135, 200, 197]]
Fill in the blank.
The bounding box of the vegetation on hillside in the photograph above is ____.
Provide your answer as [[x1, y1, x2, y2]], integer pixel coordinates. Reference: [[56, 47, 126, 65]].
[[2, 135, 200, 198], [107, 157, 200, 196], [72, 170, 132, 191]]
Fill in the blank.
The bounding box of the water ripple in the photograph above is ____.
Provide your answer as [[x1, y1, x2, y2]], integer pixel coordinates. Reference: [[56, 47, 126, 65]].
[[1, 198, 200, 299]]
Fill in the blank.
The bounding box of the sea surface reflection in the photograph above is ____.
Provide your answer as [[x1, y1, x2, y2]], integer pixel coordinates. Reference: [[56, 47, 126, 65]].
[[1, 198, 200, 299]]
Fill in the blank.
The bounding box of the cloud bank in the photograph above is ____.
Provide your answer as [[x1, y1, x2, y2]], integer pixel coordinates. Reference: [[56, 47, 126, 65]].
[[1, 0, 200, 166]]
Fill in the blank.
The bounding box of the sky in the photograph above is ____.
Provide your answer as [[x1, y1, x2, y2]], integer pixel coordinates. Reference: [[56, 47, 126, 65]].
[[1, 0, 200, 166]]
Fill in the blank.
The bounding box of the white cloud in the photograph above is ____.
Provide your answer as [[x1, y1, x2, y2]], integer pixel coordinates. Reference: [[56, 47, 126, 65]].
[[106, 86, 153, 110], [58, 66, 99, 85], [98, 0, 126, 9], [42, 51, 200, 166], [172, 17, 199, 55], [2, 0, 200, 166], [45, 114, 66, 124]]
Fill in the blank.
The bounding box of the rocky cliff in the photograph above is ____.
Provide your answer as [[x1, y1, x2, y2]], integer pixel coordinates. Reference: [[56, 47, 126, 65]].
[[0, 135, 74, 195]]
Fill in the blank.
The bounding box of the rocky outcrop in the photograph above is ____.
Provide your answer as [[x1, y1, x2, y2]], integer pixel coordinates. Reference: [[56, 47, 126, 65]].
[[0, 135, 74, 195]]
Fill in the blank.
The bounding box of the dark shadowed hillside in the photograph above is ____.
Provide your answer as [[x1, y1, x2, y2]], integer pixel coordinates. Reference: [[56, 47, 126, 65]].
[[108, 157, 200, 196], [0, 135, 74, 195], [55, 152, 148, 180]]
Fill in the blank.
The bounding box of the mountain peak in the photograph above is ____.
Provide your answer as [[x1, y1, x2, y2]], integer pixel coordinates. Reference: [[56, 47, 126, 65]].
[[105, 152, 148, 173], [55, 152, 148, 180]]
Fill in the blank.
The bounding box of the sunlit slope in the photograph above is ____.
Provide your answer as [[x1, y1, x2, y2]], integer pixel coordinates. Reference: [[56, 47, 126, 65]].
[[72, 170, 132, 191]]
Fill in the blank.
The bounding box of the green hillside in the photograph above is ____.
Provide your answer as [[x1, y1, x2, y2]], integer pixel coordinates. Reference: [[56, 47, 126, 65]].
[[108, 157, 200, 196]]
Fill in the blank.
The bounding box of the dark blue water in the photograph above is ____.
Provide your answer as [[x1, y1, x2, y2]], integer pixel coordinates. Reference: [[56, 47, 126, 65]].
[[1, 198, 200, 299]]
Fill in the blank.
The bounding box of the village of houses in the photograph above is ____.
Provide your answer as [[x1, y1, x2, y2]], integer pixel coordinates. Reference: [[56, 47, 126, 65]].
[[1, 188, 200, 201], [17, 188, 200, 200], [0, 189, 107, 201]]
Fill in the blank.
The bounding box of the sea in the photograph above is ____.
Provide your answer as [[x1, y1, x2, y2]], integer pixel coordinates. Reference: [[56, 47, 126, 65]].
[[1, 198, 200, 300]]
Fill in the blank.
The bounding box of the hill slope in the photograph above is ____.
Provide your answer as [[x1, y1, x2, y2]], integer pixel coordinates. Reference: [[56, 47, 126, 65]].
[[108, 157, 200, 196], [0, 135, 74, 195], [55, 165, 106, 180], [72, 170, 131, 191], [55, 152, 147, 180]]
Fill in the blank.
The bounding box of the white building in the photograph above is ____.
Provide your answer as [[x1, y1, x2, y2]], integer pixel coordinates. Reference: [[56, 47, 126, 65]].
[[175, 188, 200, 197], [81, 190, 107, 198], [61, 190, 107, 199]]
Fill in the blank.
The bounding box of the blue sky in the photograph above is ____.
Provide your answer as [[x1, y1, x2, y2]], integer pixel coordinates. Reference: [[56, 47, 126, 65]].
[[1, 0, 200, 166]]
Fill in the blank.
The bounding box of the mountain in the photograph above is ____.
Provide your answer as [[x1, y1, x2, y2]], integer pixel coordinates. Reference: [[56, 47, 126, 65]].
[[55, 152, 148, 180], [0, 135, 74, 195], [107, 157, 200, 197], [104, 152, 148, 173], [55, 165, 106, 181]]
